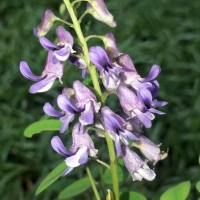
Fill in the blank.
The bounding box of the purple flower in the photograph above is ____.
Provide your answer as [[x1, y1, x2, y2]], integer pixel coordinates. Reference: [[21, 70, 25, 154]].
[[121, 145, 156, 181], [20, 51, 64, 93], [34, 9, 57, 37], [89, 46, 124, 91], [38, 26, 74, 62], [136, 135, 167, 165], [43, 80, 101, 133], [87, 0, 116, 27], [51, 123, 98, 175], [116, 54, 161, 94], [117, 85, 166, 128], [101, 106, 138, 157]]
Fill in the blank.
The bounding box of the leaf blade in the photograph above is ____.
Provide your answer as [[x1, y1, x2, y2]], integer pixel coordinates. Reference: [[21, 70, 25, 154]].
[[160, 181, 191, 200], [58, 177, 91, 199], [36, 162, 66, 195], [24, 119, 61, 137]]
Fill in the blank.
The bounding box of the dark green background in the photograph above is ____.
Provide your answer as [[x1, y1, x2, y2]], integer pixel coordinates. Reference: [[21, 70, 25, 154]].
[[0, 0, 200, 199]]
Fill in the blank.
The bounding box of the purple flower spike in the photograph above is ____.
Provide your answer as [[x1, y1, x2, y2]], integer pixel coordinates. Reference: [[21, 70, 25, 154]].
[[89, 46, 124, 91], [44, 81, 100, 133], [121, 145, 156, 181], [20, 51, 64, 93], [39, 26, 74, 62], [137, 135, 167, 165], [87, 0, 116, 27], [34, 9, 57, 37], [51, 123, 98, 175], [101, 106, 138, 157]]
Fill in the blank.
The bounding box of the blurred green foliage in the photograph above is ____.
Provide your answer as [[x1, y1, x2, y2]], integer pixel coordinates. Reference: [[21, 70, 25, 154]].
[[0, 0, 200, 199]]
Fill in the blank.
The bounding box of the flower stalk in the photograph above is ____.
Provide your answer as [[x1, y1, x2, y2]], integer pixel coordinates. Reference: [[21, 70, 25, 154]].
[[63, 0, 102, 98]]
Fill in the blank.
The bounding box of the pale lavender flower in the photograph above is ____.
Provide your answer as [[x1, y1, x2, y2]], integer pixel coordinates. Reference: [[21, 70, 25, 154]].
[[38, 26, 74, 61], [43, 80, 101, 133], [20, 51, 64, 93], [86, 0, 116, 27], [101, 106, 138, 157], [137, 135, 167, 165], [89, 46, 124, 91], [34, 9, 57, 37], [117, 85, 166, 128], [121, 145, 156, 181], [51, 123, 98, 175], [116, 54, 161, 95], [103, 32, 120, 59]]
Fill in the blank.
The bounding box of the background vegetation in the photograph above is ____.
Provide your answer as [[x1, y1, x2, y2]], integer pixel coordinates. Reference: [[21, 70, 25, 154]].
[[0, 0, 200, 199]]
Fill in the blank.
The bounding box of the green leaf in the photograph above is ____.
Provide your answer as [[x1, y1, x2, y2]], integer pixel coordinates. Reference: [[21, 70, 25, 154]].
[[24, 119, 61, 137], [129, 192, 147, 200], [160, 181, 191, 200], [36, 162, 66, 195], [196, 181, 200, 193], [58, 177, 91, 199], [103, 165, 124, 184]]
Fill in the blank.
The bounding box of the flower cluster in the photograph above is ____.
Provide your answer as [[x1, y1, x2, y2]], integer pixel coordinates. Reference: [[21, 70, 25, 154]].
[[20, 0, 167, 183]]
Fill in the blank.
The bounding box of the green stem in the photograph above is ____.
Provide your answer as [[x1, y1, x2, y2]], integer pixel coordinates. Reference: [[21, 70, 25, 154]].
[[105, 134, 120, 200], [71, 0, 90, 7], [85, 34, 105, 42], [86, 167, 101, 200], [63, 0, 102, 98], [56, 18, 74, 28], [96, 159, 110, 169]]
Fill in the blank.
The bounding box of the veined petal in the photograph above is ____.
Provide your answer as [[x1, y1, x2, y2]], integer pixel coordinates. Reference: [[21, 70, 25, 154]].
[[137, 89, 153, 107], [115, 135, 121, 157], [60, 114, 75, 133], [51, 136, 72, 156], [79, 101, 94, 125], [56, 26, 74, 45], [73, 80, 97, 107], [65, 146, 88, 167], [149, 108, 165, 115], [133, 109, 152, 128], [20, 61, 44, 81], [29, 75, 57, 93], [39, 36, 58, 51], [152, 99, 168, 107], [54, 44, 71, 61], [140, 64, 161, 82], [43, 102, 63, 117], [57, 94, 79, 113], [89, 46, 111, 71], [121, 129, 139, 141]]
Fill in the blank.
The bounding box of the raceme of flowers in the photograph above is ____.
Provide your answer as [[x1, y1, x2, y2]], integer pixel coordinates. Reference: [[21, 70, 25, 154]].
[[20, 2, 167, 182]]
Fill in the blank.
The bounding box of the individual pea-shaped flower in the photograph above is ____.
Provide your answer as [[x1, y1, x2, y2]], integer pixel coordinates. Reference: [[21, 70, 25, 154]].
[[86, 0, 116, 27], [20, 51, 64, 93], [121, 145, 156, 181], [89, 46, 124, 91], [136, 135, 167, 165], [43, 80, 101, 133], [117, 85, 166, 128], [116, 54, 161, 94], [38, 26, 75, 62], [51, 123, 98, 175], [34, 9, 57, 37], [101, 106, 138, 157]]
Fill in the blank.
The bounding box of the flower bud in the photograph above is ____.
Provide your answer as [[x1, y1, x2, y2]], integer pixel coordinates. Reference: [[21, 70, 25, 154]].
[[87, 0, 116, 27], [34, 9, 57, 37], [137, 135, 167, 165]]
